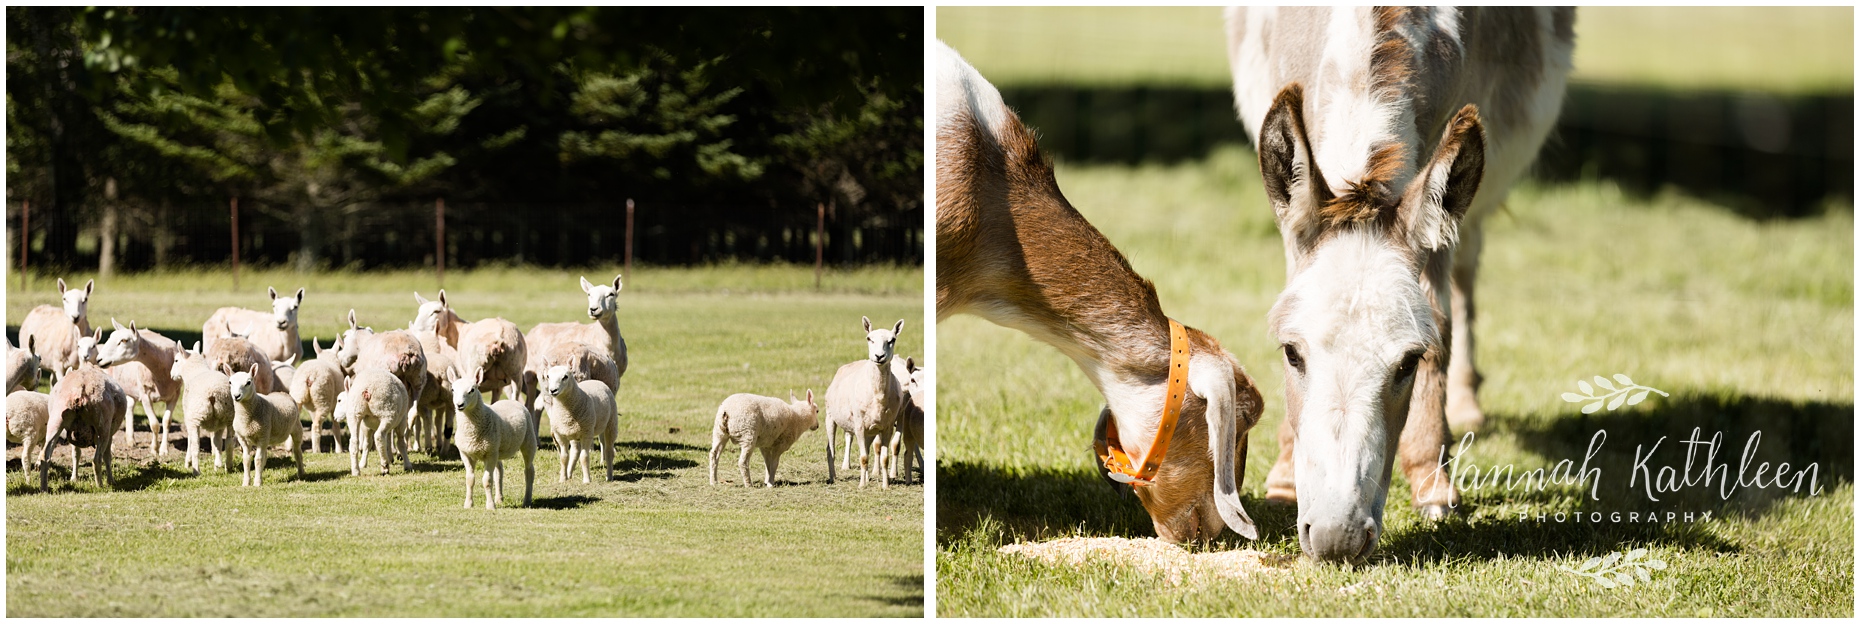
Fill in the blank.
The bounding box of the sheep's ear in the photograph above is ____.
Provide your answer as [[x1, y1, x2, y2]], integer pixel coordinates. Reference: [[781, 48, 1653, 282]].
[[85, 279, 94, 296], [806, 389, 814, 405], [579, 276, 595, 293], [129, 320, 138, 334], [906, 357, 916, 373], [295, 287, 305, 304], [93, 328, 104, 341], [415, 292, 429, 305], [192, 341, 202, 353], [862, 316, 872, 333], [892, 319, 905, 336], [113, 317, 126, 332], [24, 335, 36, 356], [612, 274, 623, 291], [437, 289, 447, 309], [219, 363, 233, 376], [474, 369, 486, 387], [284, 354, 298, 366], [343, 377, 352, 391], [57, 278, 68, 294], [347, 309, 359, 330], [789, 389, 797, 402], [269, 286, 279, 300], [311, 338, 323, 356]]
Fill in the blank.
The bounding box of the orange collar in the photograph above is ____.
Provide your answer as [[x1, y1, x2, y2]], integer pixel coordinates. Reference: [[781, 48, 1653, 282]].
[[1095, 318, 1190, 487]]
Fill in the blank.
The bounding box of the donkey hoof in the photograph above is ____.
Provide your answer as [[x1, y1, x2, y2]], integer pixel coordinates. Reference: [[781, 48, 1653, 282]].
[[1416, 504, 1453, 521]]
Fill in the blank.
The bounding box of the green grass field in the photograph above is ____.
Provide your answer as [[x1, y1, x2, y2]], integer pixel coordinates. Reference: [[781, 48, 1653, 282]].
[[6, 263, 926, 617], [934, 146, 1853, 616], [937, 6, 1854, 93]]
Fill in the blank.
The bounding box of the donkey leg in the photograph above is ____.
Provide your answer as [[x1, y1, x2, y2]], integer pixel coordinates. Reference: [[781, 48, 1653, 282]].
[[1399, 349, 1461, 519], [1446, 220, 1486, 432]]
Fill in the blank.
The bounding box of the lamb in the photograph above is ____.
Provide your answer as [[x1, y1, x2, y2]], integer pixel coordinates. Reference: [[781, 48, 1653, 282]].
[[17, 278, 94, 387], [205, 330, 276, 395], [40, 361, 128, 490], [450, 368, 537, 509], [412, 327, 458, 456], [7, 390, 50, 478], [67, 328, 104, 376], [227, 371, 305, 486], [824, 317, 906, 488], [96, 319, 182, 456], [7, 336, 43, 393], [523, 275, 629, 409], [709, 390, 818, 487], [289, 338, 348, 454], [540, 365, 616, 483], [171, 345, 236, 475], [456, 317, 527, 405], [336, 310, 427, 414], [339, 368, 412, 476], [202, 286, 305, 363], [411, 290, 470, 349], [887, 358, 926, 485]]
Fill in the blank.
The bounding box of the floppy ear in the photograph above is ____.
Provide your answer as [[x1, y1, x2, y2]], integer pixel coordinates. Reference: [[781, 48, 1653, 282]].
[[1399, 104, 1485, 253], [862, 316, 872, 333], [295, 287, 305, 304], [580, 276, 595, 293], [1256, 84, 1335, 258], [892, 319, 905, 336]]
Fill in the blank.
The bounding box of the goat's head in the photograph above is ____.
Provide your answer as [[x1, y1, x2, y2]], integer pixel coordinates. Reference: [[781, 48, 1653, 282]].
[[1255, 84, 1484, 563], [862, 316, 903, 366]]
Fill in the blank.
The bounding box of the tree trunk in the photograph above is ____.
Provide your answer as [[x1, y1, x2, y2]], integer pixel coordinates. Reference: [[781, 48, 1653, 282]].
[[294, 202, 321, 273], [98, 201, 118, 278]]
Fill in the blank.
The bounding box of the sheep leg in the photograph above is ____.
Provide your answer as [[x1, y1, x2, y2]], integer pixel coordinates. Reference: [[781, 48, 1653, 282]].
[[239, 440, 253, 486], [291, 429, 305, 479], [158, 404, 174, 457], [255, 443, 268, 487], [840, 431, 853, 471], [520, 446, 535, 507], [577, 439, 592, 484], [373, 421, 392, 475], [461, 452, 475, 509], [124, 401, 138, 447], [310, 407, 324, 454], [37, 427, 60, 490], [555, 432, 568, 482], [762, 450, 779, 488], [738, 446, 754, 488], [875, 433, 891, 490], [708, 430, 725, 485], [854, 426, 869, 488], [185, 423, 201, 476], [140, 397, 161, 456], [398, 423, 412, 473], [487, 459, 499, 509], [823, 419, 837, 484], [601, 426, 614, 482], [349, 423, 363, 476]]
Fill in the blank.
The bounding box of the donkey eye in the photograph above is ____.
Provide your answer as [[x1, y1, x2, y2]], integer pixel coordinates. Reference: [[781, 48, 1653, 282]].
[[1282, 344, 1305, 372], [1394, 351, 1423, 384]]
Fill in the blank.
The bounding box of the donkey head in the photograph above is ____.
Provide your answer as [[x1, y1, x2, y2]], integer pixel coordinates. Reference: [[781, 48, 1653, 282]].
[[57, 278, 93, 324], [579, 275, 622, 321], [269, 286, 304, 331], [861, 316, 903, 366], [1256, 84, 1484, 562]]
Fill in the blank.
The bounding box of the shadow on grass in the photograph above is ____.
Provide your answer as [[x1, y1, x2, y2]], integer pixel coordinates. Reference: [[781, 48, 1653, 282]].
[[1374, 510, 1740, 566], [529, 494, 599, 510], [1499, 393, 1852, 520], [613, 452, 697, 476], [617, 440, 707, 453], [935, 460, 1159, 545], [859, 574, 925, 610]]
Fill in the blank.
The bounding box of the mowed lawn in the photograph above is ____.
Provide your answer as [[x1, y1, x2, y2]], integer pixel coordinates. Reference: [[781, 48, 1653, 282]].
[[935, 147, 1853, 617], [5, 264, 925, 617]]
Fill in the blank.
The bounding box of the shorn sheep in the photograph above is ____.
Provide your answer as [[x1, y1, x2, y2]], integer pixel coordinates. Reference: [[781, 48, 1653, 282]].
[[411, 327, 458, 456], [290, 338, 347, 453], [412, 290, 470, 349], [205, 330, 276, 395], [540, 365, 616, 483], [7, 336, 43, 393], [457, 317, 527, 405], [40, 361, 128, 490], [841, 351, 917, 472], [336, 310, 428, 416], [172, 345, 236, 475], [7, 390, 50, 478], [709, 390, 818, 487], [824, 317, 907, 488], [202, 286, 305, 363], [887, 358, 925, 485], [523, 275, 628, 409], [451, 368, 537, 509], [339, 368, 412, 476], [96, 319, 182, 456], [18, 278, 94, 386], [227, 371, 305, 486]]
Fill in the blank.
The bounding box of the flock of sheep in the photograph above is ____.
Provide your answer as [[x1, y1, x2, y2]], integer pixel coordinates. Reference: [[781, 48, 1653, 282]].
[[5, 275, 926, 510]]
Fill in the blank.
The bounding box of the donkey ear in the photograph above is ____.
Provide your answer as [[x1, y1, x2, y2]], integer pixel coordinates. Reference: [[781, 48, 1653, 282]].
[[1400, 104, 1485, 253], [1256, 84, 1334, 256]]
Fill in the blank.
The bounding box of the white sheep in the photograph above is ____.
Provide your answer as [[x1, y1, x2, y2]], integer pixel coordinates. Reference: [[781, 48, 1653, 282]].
[[269, 354, 297, 392], [202, 286, 305, 363], [412, 290, 470, 349], [290, 338, 347, 453], [67, 328, 103, 377], [340, 368, 412, 476], [7, 335, 43, 393], [523, 275, 628, 408], [709, 390, 818, 487], [887, 358, 926, 485], [17, 278, 94, 387], [457, 317, 527, 405], [533, 341, 619, 415], [336, 310, 428, 415], [824, 316, 906, 488], [842, 351, 918, 472], [227, 371, 305, 486], [205, 330, 276, 395], [40, 361, 128, 490], [412, 326, 458, 456], [540, 365, 616, 483], [450, 368, 537, 509], [96, 319, 183, 456], [7, 390, 50, 478], [171, 344, 236, 475]]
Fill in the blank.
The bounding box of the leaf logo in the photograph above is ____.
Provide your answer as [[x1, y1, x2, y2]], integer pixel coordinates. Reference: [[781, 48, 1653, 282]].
[[1561, 374, 1669, 414], [1557, 548, 1668, 588]]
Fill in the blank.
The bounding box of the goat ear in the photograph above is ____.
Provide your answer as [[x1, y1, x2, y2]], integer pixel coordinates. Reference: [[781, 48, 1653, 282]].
[[1400, 104, 1485, 253], [892, 319, 905, 336], [1256, 84, 1333, 257]]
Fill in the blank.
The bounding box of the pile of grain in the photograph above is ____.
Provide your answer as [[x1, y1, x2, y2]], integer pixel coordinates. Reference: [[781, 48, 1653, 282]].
[[998, 536, 1285, 584]]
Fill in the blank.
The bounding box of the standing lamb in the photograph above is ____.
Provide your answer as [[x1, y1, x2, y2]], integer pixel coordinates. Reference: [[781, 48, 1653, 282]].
[[534, 341, 619, 414], [17, 278, 94, 387], [336, 310, 428, 413], [824, 317, 906, 488], [887, 358, 926, 485], [340, 368, 412, 476], [205, 330, 276, 395], [290, 338, 347, 453], [7, 390, 50, 478], [709, 390, 818, 488], [412, 326, 458, 456], [96, 319, 182, 456], [202, 286, 305, 363], [540, 365, 616, 483], [40, 362, 128, 490], [171, 345, 237, 475], [456, 317, 527, 405], [451, 368, 537, 509], [7, 336, 43, 393], [523, 275, 629, 409], [227, 371, 305, 486]]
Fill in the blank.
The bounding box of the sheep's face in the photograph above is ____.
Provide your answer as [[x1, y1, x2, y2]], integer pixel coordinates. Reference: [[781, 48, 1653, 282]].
[[861, 316, 903, 366], [269, 287, 304, 331], [543, 366, 575, 396], [452, 378, 482, 411], [57, 278, 93, 324], [170, 350, 194, 381], [792, 390, 819, 430], [334, 391, 355, 423], [336, 327, 372, 371], [229, 371, 257, 402], [580, 275, 622, 320], [412, 291, 448, 334], [72, 330, 103, 368], [97, 320, 141, 367]]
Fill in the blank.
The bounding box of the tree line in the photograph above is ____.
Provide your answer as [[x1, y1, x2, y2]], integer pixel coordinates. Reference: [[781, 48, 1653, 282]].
[[6, 7, 924, 274]]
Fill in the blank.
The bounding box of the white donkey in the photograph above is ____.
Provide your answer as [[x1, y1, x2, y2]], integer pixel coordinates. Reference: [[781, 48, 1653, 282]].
[[1227, 7, 1574, 561]]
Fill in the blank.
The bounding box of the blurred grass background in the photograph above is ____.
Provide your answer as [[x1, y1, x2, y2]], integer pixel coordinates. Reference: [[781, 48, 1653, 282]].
[[938, 7, 1854, 93]]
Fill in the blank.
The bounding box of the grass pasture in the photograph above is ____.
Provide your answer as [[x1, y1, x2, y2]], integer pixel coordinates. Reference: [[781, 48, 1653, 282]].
[[5, 263, 925, 617], [934, 147, 1853, 617]]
